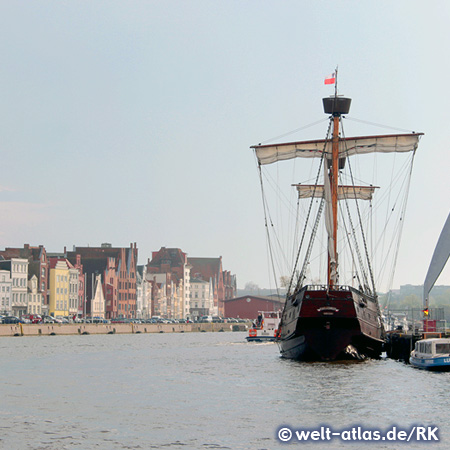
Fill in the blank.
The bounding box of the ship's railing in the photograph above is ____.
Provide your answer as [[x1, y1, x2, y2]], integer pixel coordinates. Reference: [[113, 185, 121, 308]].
[[302, 284, 352, 292], [300, 284, 380, 303]]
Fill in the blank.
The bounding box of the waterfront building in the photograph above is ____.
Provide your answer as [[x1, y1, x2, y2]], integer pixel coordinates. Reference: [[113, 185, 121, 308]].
[[91, 274, 105, 319], [103, 257, 118, 319], [27, 275, 43, 315], [69, 266, 79, 317], [146, 273, 171, 317], [146, 247, 191, 319], [0, 258, 29, 317], [0, 270, 12, 315], [71, 254, 85, 317], [147, 276, 166, 317], [187, 256, 237, 316], [0, 244, 49, 311], [49, 259, 71, 317], [189, 277, 214, 319], [223, 295, 284, 320], [136, 265, 152, 318], [67, 243, 138, 319]]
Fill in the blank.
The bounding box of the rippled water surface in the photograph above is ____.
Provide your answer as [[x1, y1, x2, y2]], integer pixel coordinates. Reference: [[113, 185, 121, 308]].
[[0, 332, 449, 449]]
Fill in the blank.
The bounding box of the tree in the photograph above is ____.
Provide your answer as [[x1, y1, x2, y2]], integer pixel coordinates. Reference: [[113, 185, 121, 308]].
[[244, 281, 259, 292], [279, 276, 291, 290]]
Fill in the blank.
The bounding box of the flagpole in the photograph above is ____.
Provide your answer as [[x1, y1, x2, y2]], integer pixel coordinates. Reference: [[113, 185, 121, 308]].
[[334, 66, 338, 97]]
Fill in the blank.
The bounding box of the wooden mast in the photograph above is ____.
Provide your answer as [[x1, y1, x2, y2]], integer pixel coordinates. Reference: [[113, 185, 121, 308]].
[[329, 114, 340, 287], [322, 69, 351, 288]]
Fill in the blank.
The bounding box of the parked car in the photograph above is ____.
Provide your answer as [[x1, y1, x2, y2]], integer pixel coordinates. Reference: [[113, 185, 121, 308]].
[[21, 314, 42, 324], [111, 318, 127, 323], [91, 317, 109, 323], [18, 316, 31, 324], [2, 316, 23, 324], [199, 315, 213, 323], [42, 315, 57, 323], [55, 316, 69, 323]]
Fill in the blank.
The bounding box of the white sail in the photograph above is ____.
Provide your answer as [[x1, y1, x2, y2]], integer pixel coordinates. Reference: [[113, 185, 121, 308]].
[[253, 133, 422, 166], [423, 212, 450, 304], [295, 184, 378, 201]]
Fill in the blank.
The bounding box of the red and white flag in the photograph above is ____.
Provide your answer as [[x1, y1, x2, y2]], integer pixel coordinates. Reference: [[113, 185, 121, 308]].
[[324, 72, 336, 85]]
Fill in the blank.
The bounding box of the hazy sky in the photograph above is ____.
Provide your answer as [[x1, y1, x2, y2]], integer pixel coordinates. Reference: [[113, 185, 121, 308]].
[[1, 1, 449, 290]]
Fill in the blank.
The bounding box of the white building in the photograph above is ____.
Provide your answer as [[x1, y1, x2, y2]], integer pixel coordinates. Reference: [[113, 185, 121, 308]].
[[0, 270, 12, 315], [190, 277, 214, 319], [91, 274, 105, 319], [146, 273, 168, 317], [182, 263, 192, 319], [136, 265, 153, 319], [27, 275, 43, 315], [2, 258, 29, 317], [68, 267, 79, 317]]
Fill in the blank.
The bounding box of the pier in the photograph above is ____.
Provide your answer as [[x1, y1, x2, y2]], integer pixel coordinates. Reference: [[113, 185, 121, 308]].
[[0, 322, 250, 337]]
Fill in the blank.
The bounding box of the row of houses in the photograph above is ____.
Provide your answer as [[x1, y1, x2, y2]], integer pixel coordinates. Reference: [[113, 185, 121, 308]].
[[0, 244, 236, 320]]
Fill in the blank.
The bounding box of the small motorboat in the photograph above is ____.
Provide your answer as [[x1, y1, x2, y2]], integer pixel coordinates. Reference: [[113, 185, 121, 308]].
[[410, 338, 450, 371], [246, 311, 281, 342]]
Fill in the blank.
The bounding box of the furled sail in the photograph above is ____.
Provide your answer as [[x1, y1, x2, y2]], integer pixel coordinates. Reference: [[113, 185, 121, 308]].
[[423, 212, 450, 304], [295, 184, 378, 201], [252, 133, 423, 166]]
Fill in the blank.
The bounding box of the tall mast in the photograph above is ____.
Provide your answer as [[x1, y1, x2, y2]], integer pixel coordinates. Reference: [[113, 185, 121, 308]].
[[329, 114, 339, 286], [322, 86, 351, 287]]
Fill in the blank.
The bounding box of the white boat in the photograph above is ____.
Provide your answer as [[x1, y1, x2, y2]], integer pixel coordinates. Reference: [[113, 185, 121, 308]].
[[410, 338, 450, 371], [246, 311, 281, 342]]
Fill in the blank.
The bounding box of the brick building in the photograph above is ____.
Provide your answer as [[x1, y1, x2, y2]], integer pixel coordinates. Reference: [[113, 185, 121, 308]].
[[187, 256, 237, 316], [146, 247, 191, 319], [223, 295, 283, 320], [67, 243, 138, 319]]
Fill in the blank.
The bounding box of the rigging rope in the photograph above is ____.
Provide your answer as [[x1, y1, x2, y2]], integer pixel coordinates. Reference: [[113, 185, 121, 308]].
[[384, 149, 417, 309], [256, 156, 281, 297], [340, 125, 377, 296], [297, 198, 325, 287], [259, 118, 329, 145], [345, 117, 416, 134], [287, 119, 332, 296]]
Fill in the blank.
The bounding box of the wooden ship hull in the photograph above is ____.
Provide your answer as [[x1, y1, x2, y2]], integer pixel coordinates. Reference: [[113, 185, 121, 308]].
[[278, 285, 384, 361]]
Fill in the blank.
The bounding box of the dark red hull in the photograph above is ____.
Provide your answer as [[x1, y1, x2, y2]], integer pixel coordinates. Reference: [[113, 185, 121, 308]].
[[278, 285, 384, 361]]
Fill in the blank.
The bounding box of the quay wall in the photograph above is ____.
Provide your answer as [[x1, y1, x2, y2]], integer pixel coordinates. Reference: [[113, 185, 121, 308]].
[[0, 322, 249, 337]]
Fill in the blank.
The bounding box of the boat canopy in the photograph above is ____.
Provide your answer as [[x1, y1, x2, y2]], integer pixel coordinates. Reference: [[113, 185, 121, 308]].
[[252, 133, 423, 166], [423, 212, 450, 304], [295, 184, 378, 201]]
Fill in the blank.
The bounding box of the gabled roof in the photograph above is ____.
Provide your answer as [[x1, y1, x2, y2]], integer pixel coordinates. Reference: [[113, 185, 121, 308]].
[[0, 245, 46, 262], [188, 257, 222, 281], [67, 245, 137, 275], [78, 257, 112, 275], [148, 247, 187, 268], [48, 258, 72, 270]]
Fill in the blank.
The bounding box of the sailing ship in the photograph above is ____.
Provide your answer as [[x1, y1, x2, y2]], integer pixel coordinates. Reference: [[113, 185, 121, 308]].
[[251, 77, 423, 361]]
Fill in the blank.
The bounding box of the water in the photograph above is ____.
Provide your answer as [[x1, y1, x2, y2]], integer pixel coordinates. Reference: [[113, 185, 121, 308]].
[[0, 332, 448, 449]]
